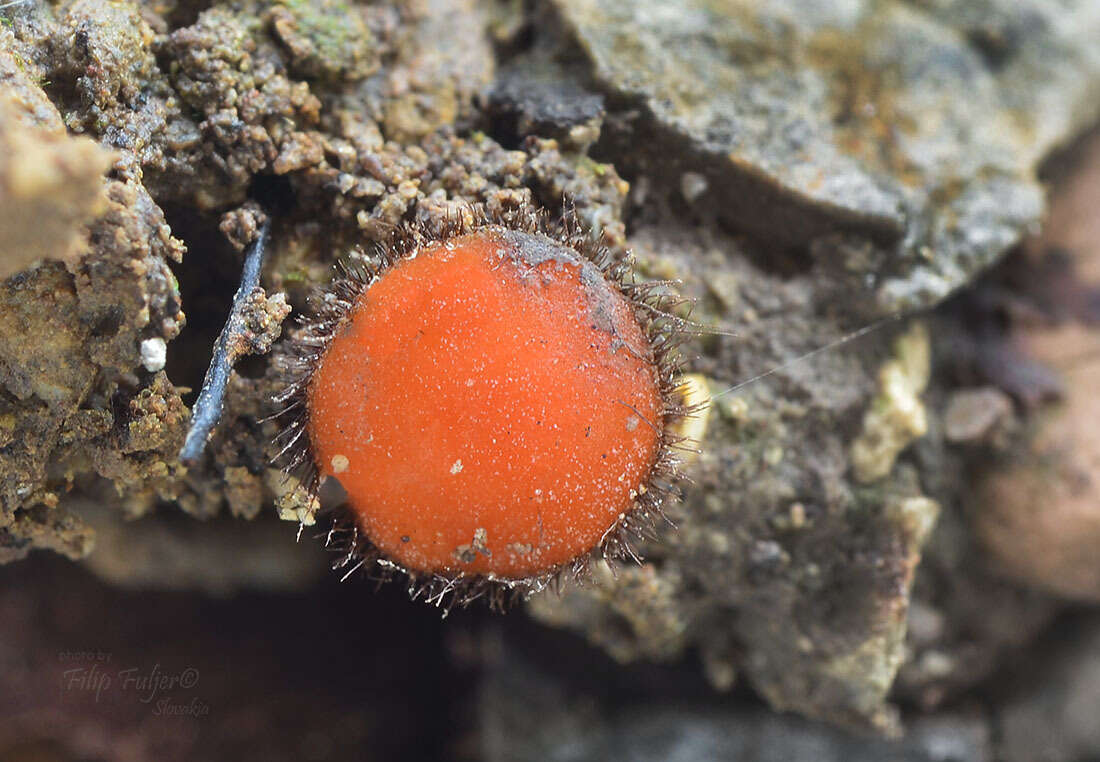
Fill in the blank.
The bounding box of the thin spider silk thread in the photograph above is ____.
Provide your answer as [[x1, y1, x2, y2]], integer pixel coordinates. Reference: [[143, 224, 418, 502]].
[[706, 313, 906, 401]]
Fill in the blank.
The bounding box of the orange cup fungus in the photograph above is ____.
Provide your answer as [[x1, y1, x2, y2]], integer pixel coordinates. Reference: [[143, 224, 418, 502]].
[[276, 209, 688, 607]]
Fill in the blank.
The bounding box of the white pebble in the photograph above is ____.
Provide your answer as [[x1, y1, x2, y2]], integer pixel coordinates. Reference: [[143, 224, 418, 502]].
[[140, 338, 167, 372]]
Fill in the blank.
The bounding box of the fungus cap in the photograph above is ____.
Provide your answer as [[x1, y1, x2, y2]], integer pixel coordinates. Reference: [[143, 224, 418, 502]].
[[277, 209, 687, 607]]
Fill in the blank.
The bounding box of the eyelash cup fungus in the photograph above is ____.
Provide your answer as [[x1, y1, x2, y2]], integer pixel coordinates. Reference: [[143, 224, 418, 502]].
[[276, 207, 693, 609]]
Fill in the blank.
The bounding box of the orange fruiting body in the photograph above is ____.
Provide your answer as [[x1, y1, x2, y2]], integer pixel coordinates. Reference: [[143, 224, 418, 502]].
[[307, 229, 663, 579], [276, 208, 687, 608]]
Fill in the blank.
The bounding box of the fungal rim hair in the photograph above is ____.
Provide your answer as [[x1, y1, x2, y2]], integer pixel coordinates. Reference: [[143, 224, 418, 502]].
[[273, 203, 698, 611]]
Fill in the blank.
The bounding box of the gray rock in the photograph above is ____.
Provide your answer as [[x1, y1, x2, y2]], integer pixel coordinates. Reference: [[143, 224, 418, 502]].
[[489, 62, 605, 144], [480, 631, 993, 762], [552, 0, 1100, 310]]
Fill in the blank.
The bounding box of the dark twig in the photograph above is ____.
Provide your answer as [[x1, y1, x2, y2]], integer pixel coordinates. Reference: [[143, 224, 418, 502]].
[[179, 219, 271, 466]]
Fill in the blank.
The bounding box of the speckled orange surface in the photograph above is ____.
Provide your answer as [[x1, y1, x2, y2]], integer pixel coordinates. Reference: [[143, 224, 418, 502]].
[[307, 230, 662, 578]]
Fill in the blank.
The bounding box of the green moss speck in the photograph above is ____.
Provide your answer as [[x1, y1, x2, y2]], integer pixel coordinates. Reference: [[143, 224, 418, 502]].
[[273, 0, 377, 81]]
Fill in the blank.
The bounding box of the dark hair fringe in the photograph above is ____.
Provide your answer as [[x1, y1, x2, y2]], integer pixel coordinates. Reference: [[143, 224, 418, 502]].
[[272, 201, 701, 614]]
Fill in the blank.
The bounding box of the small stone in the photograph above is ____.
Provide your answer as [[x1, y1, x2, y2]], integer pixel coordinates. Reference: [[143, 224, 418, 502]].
[[139, 337, 167, 372], [718, 395, 749, 422], [679, 171, 708, 202], [944, 387, 1014, 443], [763, 444, 783, 467], [850, 323, 931, 483], [666, 373, 711, 464], [788, 502, 806, 530]]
